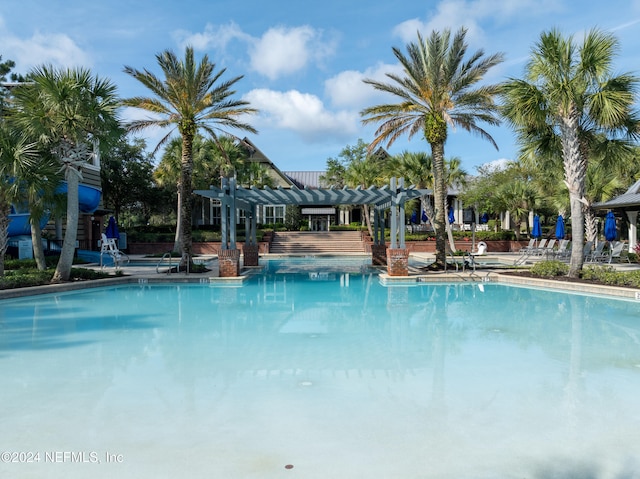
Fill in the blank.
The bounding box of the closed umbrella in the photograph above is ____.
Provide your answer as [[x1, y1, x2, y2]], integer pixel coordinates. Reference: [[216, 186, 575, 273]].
[[105, 216, 120, 239], [555, 215, 565, 240], [410, 211, 417, 224], [604, 211, 617, 242], [448, 208, 455, 224], [421, 210, 428, 223], [531, 215, 542, 246], [480, 213, 489, 224]]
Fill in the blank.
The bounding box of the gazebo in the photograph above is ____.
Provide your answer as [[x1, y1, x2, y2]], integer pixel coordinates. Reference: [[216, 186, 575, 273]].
[[594, 178, 640, 252], [195, 177, 428, 277]]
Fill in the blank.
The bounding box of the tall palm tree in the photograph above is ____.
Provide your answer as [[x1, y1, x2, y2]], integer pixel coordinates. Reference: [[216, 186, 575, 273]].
[[11, 66, 120, 282], [122, 46, 258, 267], [501, 28, 639, 277], [361, 28, 504, 268]]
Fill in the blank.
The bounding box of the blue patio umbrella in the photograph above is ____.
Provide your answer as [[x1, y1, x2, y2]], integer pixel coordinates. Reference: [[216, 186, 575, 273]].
[[410, 211, 417, 224], [421, 210, 428, 222], [604, 211, 617, 242], [480, 212, 489, 224], [448, 208, 455, 224], [105, 216, 120, 239], [531, 214, 542, 239], [554, 214, 565, 240]]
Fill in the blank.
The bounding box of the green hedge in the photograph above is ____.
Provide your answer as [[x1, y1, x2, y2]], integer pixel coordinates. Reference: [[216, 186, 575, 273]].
[[0, 266, 111, 290]]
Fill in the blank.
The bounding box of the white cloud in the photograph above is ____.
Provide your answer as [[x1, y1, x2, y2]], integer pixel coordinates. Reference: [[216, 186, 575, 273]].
[[248, 26, 336, 80], [324, 62, 403, 109], [172, 22, 336, 81], [243, 88, 358, 142], [393, 0, 564, 45], [0, 17, 91, 72], [172, 21, 250, 51]]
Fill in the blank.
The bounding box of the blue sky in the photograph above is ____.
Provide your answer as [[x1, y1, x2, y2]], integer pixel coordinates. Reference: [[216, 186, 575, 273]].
[[1, 0, 640, 173]]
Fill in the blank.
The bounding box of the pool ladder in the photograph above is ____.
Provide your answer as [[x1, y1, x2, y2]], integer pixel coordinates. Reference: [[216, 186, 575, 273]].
[[156, 252, 190, 275]]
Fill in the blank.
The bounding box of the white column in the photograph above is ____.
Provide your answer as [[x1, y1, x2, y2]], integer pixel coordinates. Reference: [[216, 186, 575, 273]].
[[626, 211, 638, 252], [502, 211, 511, 230]]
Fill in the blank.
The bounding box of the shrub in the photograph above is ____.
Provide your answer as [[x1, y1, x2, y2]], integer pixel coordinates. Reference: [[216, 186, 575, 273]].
[[530, 260, 569, 277], [0, 267, 111, 290], [581, 265, 640, 288]]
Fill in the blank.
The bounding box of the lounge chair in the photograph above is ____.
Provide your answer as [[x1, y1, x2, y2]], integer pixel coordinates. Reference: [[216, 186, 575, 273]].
[[532, 239, 547, 256], [581, 241, 594, 262], [553, 240, 571, 260], [539, 239, 556, 258], [100, 233, 129, 270], [587, 241, 607, 262], [519, 238, 536, 253], [607, 241, 630, 264]]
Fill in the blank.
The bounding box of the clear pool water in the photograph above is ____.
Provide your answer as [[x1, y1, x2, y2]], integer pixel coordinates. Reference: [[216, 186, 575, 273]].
[[1, 271, 640, 479]]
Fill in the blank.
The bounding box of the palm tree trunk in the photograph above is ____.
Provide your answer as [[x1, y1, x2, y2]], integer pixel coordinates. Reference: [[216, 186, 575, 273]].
[[561, 112, 586, 278], [52, 169, 80, 282], [584, 208, 598, 244], [430, 141, 447, 268], [362, 204, 374, 239], [30, 218, 47, 270], [179, 134, 194, 270], [0, 201, 10, 277], [174, 190, 181, 252]]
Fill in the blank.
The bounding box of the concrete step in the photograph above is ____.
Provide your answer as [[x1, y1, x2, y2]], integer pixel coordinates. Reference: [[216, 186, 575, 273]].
[[270, 231, 365, 253]]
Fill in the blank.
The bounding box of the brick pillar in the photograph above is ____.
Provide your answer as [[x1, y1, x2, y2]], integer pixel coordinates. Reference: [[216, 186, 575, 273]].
[[242, 244, 259, 267], [371, 244, 387, 266], [219, 249, 240, 277], [386, 248, 409, 276]]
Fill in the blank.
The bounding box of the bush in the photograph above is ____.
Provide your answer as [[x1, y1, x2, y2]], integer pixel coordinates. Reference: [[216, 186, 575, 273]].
[[530, 260, 569, 277], [0, 270, 52, 289], [0, 266, 111, 290], [581, 265, 640, 288]]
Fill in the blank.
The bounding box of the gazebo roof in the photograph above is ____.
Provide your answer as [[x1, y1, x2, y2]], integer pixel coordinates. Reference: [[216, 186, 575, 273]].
[[594, 179, 640, 210]]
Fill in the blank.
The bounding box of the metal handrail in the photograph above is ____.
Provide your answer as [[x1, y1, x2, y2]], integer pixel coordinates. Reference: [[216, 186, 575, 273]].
[[156, 252, 190, 274]]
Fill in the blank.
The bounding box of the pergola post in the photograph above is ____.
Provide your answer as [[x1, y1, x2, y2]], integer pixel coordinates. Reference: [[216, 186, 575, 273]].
[[371, 207, 387, 265], [243, 203, 259, 267], [386, 177, 409, 276], [218, 177, 240, 277]]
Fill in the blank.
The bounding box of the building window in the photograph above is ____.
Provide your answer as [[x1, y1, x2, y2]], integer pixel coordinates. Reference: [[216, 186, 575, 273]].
[[263, 205, 285, 224]]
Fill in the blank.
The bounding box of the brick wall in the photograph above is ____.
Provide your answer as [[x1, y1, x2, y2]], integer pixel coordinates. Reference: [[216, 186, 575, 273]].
[[386, 248, 409, 276], [218, 249, 240, 277]]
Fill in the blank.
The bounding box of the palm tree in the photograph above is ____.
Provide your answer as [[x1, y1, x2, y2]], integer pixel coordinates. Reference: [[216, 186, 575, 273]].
[[11, 66, 120, 282], [387, 152, 467, 250], [501, 28, 639, 277], [0, 123, 40, 276], [344, 150, 386, 238], [361, 28, 504, 268], [494, 179, 538, 240], [122, 46, 258, 267], [15, 151, 61, 270]]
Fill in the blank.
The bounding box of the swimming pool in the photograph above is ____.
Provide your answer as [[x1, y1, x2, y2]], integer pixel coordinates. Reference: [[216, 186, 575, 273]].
[[1, 271, 640, 478]]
